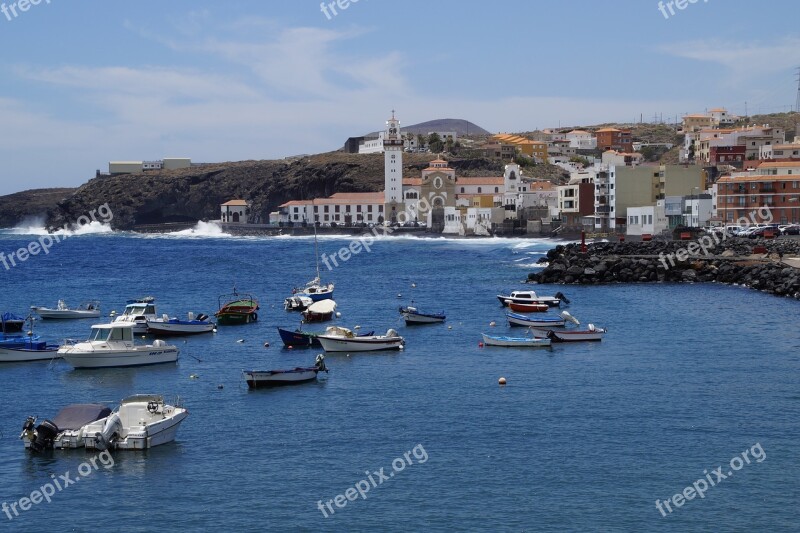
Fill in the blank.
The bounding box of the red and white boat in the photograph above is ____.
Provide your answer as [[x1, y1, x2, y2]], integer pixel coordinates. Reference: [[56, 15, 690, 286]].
[[508, 302, 549, 313]]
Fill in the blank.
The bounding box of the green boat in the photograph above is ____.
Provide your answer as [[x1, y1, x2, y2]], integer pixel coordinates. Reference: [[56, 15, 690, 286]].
[[215, 289, 259, 325]]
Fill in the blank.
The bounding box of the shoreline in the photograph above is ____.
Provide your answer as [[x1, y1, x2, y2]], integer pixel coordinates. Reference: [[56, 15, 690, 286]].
[[528, 238, 800, 300]]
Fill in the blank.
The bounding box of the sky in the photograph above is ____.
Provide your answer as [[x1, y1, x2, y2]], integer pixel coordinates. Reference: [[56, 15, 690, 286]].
[[0, 0, 799, 194]]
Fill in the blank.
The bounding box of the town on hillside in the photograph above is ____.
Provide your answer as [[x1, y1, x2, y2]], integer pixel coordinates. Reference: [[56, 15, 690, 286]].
[[256, 109, 800, 238]]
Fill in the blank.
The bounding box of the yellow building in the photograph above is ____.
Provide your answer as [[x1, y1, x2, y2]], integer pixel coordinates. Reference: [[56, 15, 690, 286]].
[[492, 134, 548, 163]]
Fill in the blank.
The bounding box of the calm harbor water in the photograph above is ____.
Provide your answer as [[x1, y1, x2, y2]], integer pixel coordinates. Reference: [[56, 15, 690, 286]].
[[0, 225, 798, 532]]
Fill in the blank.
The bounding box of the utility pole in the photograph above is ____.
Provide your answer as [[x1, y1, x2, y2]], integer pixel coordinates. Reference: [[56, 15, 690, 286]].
[[795, 66, 800, 113]]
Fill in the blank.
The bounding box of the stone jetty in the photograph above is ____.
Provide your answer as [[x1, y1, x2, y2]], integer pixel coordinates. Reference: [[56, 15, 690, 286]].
[[528, 238, 800, 299]]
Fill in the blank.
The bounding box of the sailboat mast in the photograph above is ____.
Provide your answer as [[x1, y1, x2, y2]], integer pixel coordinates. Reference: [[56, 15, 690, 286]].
[[313, 199, 321, 281]]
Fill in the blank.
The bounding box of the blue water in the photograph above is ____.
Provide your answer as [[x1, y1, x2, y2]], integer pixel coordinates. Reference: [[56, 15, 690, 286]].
[[0, 227, 798, 532]]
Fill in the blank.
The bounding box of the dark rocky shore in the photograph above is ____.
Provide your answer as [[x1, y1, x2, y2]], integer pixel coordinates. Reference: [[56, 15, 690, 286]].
[[529, 238, 800, 299]]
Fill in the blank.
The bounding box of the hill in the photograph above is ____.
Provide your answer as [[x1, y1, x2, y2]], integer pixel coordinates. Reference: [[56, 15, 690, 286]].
[[0, 188, 77, 228], [366, 118, 489, 137]]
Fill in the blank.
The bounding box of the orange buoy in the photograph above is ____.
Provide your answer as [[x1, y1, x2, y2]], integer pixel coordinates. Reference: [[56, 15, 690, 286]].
[[478, 342, 484, 348]]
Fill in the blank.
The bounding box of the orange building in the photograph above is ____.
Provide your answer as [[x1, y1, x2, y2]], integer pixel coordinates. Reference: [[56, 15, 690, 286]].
[[595, 128, 633, 152]]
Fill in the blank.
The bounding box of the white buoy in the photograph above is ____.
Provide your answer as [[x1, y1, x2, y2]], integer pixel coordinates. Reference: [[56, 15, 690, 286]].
[[237, 339, 245, 343], [397, 294, 402, 298], [354, 325, 361, 330], [499, 377, 507, 385], [411, 283, 416, 288], [335, 312, 341, 318], [489, 321, 496, 327]]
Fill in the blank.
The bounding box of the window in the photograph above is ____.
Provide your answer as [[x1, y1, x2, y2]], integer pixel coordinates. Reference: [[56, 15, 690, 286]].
[[368, 205, 373, 213], [314, 206, 319, 213], [324, 205, 329, 213], [494, 187, 499, 193], [357, 205, 362, 212], [477, 187, 482, 193], [460, 187, 465, 193], [335, 205, 340, 213], [293, 207, 299, 213]]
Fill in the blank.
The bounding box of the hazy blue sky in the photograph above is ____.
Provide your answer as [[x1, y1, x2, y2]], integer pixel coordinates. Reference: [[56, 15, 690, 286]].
[[0, 0, 798, 193]]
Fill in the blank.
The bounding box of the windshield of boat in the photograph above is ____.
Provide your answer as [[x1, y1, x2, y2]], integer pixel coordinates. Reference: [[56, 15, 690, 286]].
[[89, 327, 132, 342], [123, 304, 155, 316]]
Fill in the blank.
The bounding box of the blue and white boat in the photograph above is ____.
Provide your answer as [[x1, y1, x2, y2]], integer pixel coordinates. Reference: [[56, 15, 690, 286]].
[[146, 312, 215, 336], [481, 333, 551, 348], [506, 311, 580, 328], [0, 338, 60, 362], [399, 305, 446, 325]]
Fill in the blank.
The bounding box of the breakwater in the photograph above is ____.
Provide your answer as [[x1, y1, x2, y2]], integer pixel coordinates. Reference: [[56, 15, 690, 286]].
[[529, 237, 800, 299]]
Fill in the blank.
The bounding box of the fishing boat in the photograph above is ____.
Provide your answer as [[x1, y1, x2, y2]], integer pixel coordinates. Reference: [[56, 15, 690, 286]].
[[399, 305, 446, 325], [277, 326, 374, 348], [0, 338, 60, 362], [58, 323, 179, 368], [508, 302, 549, 313], [82, 395, 188, 450], [284, 295, 313, 311], [317, 327, 404, 352], [0, 316, 60, 362], [146, 312, 215, 335], [215, 289, 259, 325], [21, 403, 113, 451], [1, 312, 25, 333], [302, 300, 337, 323], [547, 325, 607, 342], [30, 300, 101, 319], [481, 333, 551, 348], [113, 297, 158, 334], [289, 213, 334, 302], [243, 354, 328, 388], [507, 312, 569, 328], [496, 290, 568, 308]]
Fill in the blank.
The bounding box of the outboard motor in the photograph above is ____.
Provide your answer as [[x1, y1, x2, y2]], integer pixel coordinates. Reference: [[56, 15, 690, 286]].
[[30, 419, 59, 453], [93, 412, 122, 452], [554, 291, 570, 305], [386, 328, 398, 338], [20, 416, 36, 443], [196, 313, 208, 322], [315, 353, 328, 373]]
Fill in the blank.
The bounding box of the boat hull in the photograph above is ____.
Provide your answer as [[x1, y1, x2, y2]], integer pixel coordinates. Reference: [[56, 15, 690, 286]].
[[243, 369, 319, 388], [317, 335, 404, 352], [508, 302, 549, 313], [399, 307, 446, 325], [59, 348, 179, 368], [507, 313, 566, 328], [146, 321, 215, 335], [497, 294, 561, 307], [481, 333, 551, 347], [547, 329, 606, 342], [84, 410, 188, 450], [0, 345, 60, 362], [33, 309, 101, 319], [216, 312, 257, 325]]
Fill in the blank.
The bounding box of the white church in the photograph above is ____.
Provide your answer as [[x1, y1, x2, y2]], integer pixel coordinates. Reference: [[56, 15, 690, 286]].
[[273, 112, 557, 234]]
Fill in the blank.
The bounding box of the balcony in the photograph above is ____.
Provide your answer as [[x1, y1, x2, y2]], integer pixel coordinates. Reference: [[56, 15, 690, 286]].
[[596, 205, 611, 214]]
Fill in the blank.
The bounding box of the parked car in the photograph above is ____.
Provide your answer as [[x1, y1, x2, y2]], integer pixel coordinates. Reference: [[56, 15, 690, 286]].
[[782, 225, 800, 235]]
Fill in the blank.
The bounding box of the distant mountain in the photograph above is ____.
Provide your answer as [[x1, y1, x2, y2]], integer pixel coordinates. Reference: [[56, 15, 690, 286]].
[[365, 118, 489, 137]]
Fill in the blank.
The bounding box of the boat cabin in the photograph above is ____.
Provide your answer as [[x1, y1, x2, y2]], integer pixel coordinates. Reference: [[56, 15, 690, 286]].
[[88, 324, 135, 342]]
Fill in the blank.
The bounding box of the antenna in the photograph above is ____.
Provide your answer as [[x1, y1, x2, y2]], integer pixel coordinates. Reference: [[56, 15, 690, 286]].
[[795, 67, 800, 113]]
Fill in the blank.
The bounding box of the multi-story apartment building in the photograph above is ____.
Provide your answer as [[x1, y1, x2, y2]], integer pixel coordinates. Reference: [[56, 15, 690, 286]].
[[595, 128, 633, 152], [716, 161, 800, 224]]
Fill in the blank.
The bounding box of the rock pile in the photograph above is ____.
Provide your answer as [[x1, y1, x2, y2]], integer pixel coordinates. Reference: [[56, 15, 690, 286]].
[[528, 238, 800, 299]]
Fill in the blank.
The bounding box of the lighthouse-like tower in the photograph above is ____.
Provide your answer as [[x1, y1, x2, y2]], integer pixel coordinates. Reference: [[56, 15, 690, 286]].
[[383, 110, 404, 223]]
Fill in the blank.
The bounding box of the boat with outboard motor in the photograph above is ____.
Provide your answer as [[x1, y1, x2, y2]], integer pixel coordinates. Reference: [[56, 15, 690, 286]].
[[481, 333, 551, 348], [31, 300, 101, 319], [507, 310, 579, 328], [497, 290, 568, 308], [243, 354, 328, 388], [146, 312, 215, 335], [277, 326, 375, 348], [317, 327, 404, 352], [20, 403, 113, 451], [399, 305, 446, 325]]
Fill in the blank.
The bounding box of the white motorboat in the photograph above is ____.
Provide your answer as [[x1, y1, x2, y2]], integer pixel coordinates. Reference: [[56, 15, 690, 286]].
[[146, 312, 215, 335], [21, 403, 113, 451], [284, 295, 313, 311], [112, 297, 157, 334], [58, 323, 179, 368], [507, 310, 579, 328], [243, 354, 328, 388], [496, 290, 568, 308], [317, 327, 404, 352], [547, 324, 607, 342], [0, 339, 60, 362], [481, 333, 551, 348], [31, 300, 101, 319], [81, 395, 188, 450]]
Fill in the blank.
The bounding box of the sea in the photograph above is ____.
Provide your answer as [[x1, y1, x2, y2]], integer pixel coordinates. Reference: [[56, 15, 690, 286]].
[[0, 222, 797, 532]]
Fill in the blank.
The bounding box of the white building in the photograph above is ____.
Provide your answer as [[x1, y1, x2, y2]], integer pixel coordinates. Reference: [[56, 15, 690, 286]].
[[627, 203, 667, 236], [759, 143, 800, 160], [602, 150, 644, 167], [683, 194, 713, 227], [358, 134, 385, 154], [221, 199, 250, 223], [566, 130, 597, 149]]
